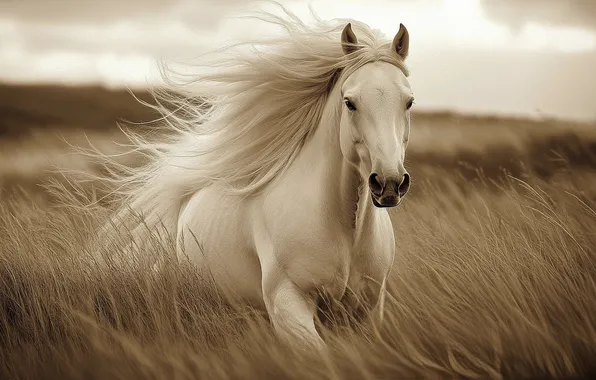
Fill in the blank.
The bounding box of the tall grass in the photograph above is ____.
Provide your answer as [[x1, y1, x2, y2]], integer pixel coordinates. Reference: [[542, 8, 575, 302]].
[[1, 165, 595, 379]]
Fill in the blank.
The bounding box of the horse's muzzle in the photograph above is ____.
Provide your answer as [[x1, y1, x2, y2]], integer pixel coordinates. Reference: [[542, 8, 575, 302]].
[[369, 172, 410, 208]]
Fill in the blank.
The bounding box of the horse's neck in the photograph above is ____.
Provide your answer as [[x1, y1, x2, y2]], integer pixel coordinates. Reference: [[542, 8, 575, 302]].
[[305, 103, 377, 245]]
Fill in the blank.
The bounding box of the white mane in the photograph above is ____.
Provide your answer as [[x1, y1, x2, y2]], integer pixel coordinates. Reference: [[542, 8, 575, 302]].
[[97, 2, 408, 243]]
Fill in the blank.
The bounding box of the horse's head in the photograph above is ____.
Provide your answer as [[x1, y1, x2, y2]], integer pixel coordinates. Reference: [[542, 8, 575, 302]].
[[338, 23, 413, 208]]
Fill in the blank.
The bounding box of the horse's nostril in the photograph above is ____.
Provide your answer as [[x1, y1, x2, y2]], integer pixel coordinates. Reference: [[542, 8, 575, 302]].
[[368, 173, 384, 196], [398, 173, 410, 196]]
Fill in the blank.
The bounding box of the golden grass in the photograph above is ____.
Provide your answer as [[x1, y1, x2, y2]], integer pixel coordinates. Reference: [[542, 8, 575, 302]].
[[1, 157, 595, 379]]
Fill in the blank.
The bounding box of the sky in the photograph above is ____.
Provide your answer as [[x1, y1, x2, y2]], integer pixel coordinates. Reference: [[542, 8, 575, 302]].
[[1, 0, 595, 122]]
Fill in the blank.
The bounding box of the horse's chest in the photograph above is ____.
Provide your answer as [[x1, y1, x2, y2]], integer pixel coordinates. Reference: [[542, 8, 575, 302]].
[[347, 244, 390, 286], [260, 182, 395, 302], [305, 235, 394, 302]]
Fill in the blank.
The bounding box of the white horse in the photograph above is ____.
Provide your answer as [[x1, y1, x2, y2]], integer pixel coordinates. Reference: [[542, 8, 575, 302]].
[[101, 6, 414, 349]]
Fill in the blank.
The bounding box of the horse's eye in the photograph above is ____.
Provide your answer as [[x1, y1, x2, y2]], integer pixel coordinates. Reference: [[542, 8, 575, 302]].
[[406, 99, 415, 110], [344, 99, 356, 111]]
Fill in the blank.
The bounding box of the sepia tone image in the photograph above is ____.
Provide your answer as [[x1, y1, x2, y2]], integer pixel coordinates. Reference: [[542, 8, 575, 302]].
[[1, 1, 595, 379]]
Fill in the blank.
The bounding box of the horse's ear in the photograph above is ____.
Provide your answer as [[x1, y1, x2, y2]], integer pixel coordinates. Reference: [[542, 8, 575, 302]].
[[391, 23, 409, 60], [341, 23, 359, 55]]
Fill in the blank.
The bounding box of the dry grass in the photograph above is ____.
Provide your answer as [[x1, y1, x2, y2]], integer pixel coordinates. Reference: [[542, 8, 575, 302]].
[[1, 172, 595, 379], [1, 114, 596, 379]]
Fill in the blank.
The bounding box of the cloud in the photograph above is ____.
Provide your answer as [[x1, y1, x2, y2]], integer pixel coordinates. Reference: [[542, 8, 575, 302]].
[[1, 18, 212, 57], [0, 0, 244, 27], [0, 0, 302, 86], [0, 40, 158, 87], [0, 1, 307, 58], [408, 48, 596, 122], [479, 0, 596, 31], [1, 0, 175, 23]]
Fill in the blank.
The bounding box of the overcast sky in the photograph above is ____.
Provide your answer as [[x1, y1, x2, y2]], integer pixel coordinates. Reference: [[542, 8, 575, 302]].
[[1, 0, 595, 121]]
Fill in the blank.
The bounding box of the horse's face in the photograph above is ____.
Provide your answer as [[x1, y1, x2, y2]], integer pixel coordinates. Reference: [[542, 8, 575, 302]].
[[339, 24, 413, 208]]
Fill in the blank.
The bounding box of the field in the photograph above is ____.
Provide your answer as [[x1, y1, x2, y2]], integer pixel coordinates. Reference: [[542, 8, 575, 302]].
[[1, 84, 595, 379]]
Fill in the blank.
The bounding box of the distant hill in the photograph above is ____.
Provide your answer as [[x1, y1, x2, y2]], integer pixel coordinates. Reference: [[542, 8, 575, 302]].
[[0, 83, 589, 140], [0, 84, 160, 138]]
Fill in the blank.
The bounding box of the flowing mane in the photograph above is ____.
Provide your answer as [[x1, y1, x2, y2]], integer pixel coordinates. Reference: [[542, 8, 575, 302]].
[[97, 2, 408, 243]]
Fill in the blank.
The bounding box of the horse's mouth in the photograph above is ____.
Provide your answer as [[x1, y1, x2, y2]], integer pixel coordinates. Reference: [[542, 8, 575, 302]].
[[371, 194, 401, 208]]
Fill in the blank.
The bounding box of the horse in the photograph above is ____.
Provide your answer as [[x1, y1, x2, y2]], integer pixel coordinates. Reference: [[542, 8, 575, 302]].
[[99, 5, 414, 349]]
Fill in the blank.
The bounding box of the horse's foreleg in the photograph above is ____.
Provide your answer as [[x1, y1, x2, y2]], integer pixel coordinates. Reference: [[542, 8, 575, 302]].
[[341, 275, 388, 325], [262, 273, 325, 350]]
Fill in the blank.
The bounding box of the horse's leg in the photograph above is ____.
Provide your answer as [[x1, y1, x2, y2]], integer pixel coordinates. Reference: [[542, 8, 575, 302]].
[[348, 222, 395, 325], [339, 275, 388, 327], [262, 271, 325, 350]]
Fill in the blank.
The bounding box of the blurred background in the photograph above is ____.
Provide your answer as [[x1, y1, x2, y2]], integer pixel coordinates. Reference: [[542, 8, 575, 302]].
[[1, 0, 595, 198]]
